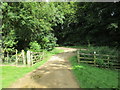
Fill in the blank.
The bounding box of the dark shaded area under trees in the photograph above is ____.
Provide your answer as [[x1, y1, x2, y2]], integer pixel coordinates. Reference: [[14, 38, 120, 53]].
[[1, 2, 120, 54], [53, 2, 120, 48]]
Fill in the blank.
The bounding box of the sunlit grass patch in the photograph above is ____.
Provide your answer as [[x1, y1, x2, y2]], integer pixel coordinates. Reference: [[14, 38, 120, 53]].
[[69, 56, 119, 88]]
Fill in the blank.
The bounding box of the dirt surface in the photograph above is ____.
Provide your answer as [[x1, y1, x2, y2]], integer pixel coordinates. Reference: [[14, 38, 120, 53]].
[[9, 47, 79, 88]]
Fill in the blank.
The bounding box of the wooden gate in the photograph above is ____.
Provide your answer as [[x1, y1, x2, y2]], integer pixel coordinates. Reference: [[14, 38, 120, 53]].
[[77, 49, 120, 69], [1, 50, 45, 66]]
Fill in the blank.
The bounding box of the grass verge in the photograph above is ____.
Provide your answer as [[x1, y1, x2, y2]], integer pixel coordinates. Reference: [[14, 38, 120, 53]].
[[1, 48, 64, 88], [69, 56, 119, 88]]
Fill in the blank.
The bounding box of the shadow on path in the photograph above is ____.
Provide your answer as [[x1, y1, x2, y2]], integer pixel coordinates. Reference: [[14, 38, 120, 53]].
[[9, 47, 79, 88]]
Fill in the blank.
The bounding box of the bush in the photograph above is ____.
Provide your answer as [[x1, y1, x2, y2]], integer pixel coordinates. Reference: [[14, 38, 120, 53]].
[[81, 46, 118, 56], [41, 33, 57, 51], [29, 41, 41, 52]]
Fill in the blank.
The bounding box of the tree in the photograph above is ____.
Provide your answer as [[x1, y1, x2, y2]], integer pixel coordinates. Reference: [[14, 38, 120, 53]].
[[1, 2, 66, 53]]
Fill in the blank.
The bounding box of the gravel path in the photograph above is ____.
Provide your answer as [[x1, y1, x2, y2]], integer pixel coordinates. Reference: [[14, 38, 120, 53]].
[[9, 47, 79, 88]]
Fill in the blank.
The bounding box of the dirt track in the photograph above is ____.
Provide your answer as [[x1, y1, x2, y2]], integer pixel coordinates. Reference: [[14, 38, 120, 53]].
[[9, 47, 79, 88]]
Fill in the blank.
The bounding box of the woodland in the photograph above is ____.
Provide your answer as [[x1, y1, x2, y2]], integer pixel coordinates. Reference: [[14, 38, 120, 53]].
[[1, 2, 120, 88], [1, 2, 120, 53]]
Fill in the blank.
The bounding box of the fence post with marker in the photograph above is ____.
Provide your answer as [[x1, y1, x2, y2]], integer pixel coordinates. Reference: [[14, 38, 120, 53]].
[[94, 51, 96, 66]]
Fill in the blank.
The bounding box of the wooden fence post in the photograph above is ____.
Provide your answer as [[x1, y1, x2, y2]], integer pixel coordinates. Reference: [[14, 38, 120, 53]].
[[77, 49, 80, 63], [107, 56, 110, 68], [16, 49, 18, 65], [27, 50, 31, 66], [22, 50, 26, 65], [30, 51, 33, 66], [94, 51, 96, 66]]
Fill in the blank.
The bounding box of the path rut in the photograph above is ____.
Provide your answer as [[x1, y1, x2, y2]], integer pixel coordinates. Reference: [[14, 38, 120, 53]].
[[9, 47, 79, 88]]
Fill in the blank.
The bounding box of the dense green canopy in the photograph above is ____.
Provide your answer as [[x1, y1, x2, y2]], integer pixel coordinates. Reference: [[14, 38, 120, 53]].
[[1, 2, 120, 53], [53, 2, 120, 47]]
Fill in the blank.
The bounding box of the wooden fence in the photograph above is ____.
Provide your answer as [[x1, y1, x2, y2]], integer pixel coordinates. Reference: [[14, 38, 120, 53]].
[[1, 50, 45, 66], [77, 49, 120, 69]]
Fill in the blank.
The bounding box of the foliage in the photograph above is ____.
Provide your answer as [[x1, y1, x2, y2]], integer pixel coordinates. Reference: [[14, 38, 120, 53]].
[[82, 46, 118, 56], [53, 2, 77, 45], [1, 2, 66, 53], [67, 45, 118, 57], [53, 2, 120, 48], [41, 33, 57, 51], [29, 41, 41, 52], [1, 2, 120, 54], [69, 56, 118, 88]]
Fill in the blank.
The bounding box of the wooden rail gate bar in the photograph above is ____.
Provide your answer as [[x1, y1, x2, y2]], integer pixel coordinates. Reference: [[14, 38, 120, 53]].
[[2, 49, 45, 66], [77, 49, 120, 69]]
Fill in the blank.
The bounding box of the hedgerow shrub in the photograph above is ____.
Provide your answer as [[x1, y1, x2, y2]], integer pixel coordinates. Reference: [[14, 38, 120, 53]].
[[29, 41, 41, 52]]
